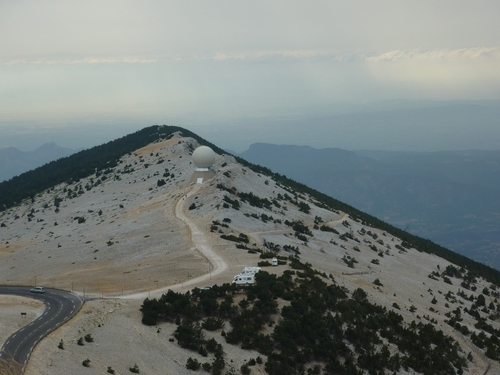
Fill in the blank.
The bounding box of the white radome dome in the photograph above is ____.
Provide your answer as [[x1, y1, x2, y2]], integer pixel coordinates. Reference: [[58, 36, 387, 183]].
[[192, 146, 215, 168]]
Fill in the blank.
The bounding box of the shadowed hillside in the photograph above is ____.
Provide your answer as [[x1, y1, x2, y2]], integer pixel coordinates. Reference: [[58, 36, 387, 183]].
[[240, 143, 500, 269]]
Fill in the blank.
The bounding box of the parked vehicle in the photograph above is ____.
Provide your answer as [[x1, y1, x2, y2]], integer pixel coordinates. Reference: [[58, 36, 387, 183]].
[[232, 274, 255, 285], [231, 266, 261, 285], [233, 267, 261, 282], [272, 257, 278, 266], [30, 286, 45, 293], [240, 266, 261, 275]]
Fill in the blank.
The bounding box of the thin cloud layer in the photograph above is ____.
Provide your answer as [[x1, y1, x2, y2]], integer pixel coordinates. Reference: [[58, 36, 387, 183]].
[[3, 46, 500, 65], [1, 0, 500, 150], [1, 57, 160, 66], [367, 47, 500, 62]]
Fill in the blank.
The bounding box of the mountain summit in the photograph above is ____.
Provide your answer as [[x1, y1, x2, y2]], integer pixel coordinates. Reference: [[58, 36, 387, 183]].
[[1, 126, 499, 374]]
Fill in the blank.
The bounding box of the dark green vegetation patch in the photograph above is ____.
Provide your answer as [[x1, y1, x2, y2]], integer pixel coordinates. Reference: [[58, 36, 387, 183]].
[[141, 259, 468, 375]]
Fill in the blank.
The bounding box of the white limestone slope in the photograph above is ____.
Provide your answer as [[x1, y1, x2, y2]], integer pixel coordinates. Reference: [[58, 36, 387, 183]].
[[0, 134, 498, 374]]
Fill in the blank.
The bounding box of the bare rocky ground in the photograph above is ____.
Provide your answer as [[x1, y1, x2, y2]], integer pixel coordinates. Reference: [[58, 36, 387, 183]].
[[1, 133, 499, 374]]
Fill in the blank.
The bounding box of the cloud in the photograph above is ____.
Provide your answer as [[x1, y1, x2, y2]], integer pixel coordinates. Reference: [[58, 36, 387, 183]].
[[4, 46, 500, 67], [363, 47, 500, 100], [0, 50, 366, 66], [1, 57, 159, 66], [366, 47, 500, 62]]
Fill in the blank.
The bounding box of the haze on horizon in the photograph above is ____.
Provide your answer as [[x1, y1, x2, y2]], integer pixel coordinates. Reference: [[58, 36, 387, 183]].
[[1, 1, 500, 152]]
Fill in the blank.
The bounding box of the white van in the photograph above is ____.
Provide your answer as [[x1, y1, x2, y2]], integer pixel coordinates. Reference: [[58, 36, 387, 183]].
[[272, 257, 278, 266], [232, 274, 255, 285], [232, 266, 261, 284], [240, 267, 261, 275]]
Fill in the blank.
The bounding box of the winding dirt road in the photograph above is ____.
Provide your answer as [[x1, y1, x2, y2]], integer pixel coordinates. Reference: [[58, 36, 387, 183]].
[[119, 185, 229, 300]]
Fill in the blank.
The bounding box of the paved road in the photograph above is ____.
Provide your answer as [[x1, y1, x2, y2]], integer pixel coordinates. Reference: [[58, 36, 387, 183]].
[[0, 286, 83, 371]]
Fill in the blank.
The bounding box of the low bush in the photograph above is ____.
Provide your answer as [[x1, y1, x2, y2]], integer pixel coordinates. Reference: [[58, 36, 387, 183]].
[[186, 357, 201, 370], [202, 317, 224, 331], [129, 363, 140, 373]]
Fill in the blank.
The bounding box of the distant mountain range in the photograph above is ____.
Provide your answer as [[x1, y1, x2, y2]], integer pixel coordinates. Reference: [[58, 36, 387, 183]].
[[240, 144, 500, 269], [0, 142, 76, 182], [218, 102, 500, 152]]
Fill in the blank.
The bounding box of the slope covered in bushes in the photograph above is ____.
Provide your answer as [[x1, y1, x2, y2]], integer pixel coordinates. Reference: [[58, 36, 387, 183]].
[[141, 259, 468, 375]]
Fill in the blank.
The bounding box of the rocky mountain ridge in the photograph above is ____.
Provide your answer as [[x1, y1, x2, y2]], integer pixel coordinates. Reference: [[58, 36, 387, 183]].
[[0, 127, 499, 374]]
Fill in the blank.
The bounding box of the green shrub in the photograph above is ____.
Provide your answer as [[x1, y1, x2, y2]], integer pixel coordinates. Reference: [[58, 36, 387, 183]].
[[129, 363, 140, 373], [84, 333, 94, 343], [175, 321, 205, 350], [241, 363, 251, 375], [202, 362, 212, 371], [221, 234, 248, 243], [202, 317, 224, 331], [198, 345, 208, 357], [206, 338, 220, 353], [320, 225, 339, 234], [298, 201, 311, 213], [186, 357, 201, 370]]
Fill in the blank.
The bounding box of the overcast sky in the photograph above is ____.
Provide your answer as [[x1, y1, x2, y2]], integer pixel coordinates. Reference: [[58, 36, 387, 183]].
[[1, 1, 500, 151]]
